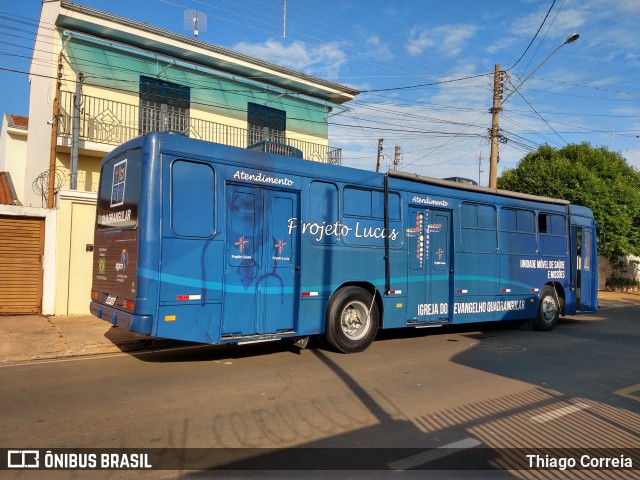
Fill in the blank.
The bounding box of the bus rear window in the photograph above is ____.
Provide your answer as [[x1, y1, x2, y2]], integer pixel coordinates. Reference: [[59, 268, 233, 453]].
[[96, 148, 141, 229]]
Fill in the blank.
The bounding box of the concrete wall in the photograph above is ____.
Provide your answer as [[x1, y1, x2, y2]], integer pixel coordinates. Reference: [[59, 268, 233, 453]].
[[0, 116, 28, 203], [599, 255, 640, 289]]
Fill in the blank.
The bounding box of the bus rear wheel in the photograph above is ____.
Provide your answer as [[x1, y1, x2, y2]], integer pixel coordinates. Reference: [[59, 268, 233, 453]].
[[325, 286, 379, 353], [533, 285, 560, 331]]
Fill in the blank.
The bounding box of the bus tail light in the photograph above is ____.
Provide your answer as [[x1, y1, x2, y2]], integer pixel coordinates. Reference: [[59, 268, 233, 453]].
[[91, 290, 98, 301], [123, 299, 135, 311]]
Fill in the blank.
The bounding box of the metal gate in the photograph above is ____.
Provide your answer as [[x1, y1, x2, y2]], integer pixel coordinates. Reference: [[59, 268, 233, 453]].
[[0, 215, 44, 314]]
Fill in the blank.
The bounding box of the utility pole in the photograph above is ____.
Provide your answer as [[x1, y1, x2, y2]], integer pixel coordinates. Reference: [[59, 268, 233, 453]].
[[393, 145, 401, 170], [283, 0, 286, 38], [478, 151, 483, 185], [375, 138, 383, 172], [488, 64, 503, 189], [488, 34, 580, 189], [611, 125, 615, 145], [47, 53, 63, 208]]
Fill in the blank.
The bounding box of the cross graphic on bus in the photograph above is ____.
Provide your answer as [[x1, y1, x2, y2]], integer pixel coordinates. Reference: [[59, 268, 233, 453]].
[[274, 239, 288, 255], [234, 236, 249, 253]]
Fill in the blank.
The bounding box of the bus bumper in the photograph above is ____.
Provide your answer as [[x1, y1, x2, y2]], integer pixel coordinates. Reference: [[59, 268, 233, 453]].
[[90, 301, 153, 335]]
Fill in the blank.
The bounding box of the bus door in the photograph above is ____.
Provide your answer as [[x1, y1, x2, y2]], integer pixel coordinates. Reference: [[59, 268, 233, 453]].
[[223, 184, 299, 337], [572, 224, 597, 312], [406, 207, 453, 324]]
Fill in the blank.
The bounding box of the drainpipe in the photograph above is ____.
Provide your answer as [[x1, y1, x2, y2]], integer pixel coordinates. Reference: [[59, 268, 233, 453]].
[[70, 72, 84, 190]]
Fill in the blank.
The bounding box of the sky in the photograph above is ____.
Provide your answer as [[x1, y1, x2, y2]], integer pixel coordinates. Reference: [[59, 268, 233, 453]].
[[1, 0, 639, 185]]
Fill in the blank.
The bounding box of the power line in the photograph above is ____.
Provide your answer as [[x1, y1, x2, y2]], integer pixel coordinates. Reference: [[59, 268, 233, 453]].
[[358, 73, 491, 93], [0, 3, 636, 170], [506, 0, 557, 71]]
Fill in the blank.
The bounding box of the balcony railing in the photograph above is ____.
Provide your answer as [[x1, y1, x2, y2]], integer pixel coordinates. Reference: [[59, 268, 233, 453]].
[[59, 91, 341, 165]]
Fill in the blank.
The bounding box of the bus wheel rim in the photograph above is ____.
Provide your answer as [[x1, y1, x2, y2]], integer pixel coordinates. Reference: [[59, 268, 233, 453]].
[[340, 300, 369, 340], [541, 296, 557, 322]]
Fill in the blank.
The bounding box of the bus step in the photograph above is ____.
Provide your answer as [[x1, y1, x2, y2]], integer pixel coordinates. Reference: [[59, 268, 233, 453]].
[[407, 319, 449, 328], [221, 331, 296, 344]]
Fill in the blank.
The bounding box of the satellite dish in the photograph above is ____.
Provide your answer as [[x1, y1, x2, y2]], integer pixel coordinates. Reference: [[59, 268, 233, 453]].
[[184, 9, 207, 38]]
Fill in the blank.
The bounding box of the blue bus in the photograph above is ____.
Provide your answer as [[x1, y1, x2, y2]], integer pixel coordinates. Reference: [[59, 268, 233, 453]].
[[90, 132, 598, 353]]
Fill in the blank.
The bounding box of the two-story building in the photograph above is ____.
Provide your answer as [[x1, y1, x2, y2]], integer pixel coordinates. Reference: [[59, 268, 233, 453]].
[[0, 0, 357, 315]]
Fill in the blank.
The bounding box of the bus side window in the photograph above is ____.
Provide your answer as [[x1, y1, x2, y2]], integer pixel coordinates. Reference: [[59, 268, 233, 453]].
[[500, 208, 536, 254], [171, 160, 215, 237], [538, 213, 567, 256], [381, 191, 401, 220], [461, 203, 497, 252], [538, 213, 548, 234], [344, 186, 400, 220], [344, 187, 371, 217]]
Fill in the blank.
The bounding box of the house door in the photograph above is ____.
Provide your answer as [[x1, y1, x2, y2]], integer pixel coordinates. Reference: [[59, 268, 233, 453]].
[[223, 185, 299, 336], [67, 203, 95, 314]]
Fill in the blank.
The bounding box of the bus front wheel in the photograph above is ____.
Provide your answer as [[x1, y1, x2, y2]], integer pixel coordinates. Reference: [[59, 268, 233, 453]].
[[325, 286, 379, 353], [533, 286, 560, 331]]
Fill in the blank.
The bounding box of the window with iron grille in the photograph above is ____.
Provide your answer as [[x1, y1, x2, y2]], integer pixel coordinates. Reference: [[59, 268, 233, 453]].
[[139, 76, 190, 135], [247, 102, 286, 146]]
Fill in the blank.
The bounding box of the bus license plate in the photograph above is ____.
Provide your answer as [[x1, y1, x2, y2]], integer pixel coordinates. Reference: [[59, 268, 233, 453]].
[[105, 295, 117, 306]]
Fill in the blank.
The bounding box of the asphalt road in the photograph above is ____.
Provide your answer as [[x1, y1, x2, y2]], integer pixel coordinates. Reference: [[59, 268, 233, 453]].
[[1, 300, 639, 479]]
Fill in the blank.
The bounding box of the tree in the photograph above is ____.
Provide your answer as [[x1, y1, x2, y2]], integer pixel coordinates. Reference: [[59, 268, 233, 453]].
[[497, 142, 640, 257]]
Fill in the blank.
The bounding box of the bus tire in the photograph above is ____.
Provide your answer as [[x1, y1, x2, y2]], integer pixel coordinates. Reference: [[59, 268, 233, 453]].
[[533, 286, 559, 331], [325, 286, 379, 353]]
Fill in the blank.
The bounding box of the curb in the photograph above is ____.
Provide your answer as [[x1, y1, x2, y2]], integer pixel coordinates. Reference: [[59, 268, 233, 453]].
[[0, 338, 187, 365]]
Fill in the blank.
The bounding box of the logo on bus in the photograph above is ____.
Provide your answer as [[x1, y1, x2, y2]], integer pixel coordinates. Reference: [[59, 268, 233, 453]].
[[286, 217, 400, 242], [412, 195, 449, 207], [274, 239, 288, 255], [110, 159, 127, 208], [115, 249, 128, 271]]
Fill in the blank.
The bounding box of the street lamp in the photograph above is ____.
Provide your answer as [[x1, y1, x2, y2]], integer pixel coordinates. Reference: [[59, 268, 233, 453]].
[[488, 33, 580, 189], [502, 33, 579, 105]]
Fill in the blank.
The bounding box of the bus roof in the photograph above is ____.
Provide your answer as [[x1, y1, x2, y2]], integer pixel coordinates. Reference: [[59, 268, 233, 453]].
[[388, 170, 570, 206], [107, 133, 572, 208]]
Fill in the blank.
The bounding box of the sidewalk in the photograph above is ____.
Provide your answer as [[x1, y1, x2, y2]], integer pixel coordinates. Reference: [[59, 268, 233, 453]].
[[1, 291, 638, 364], [0, 312, 181, 364]]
